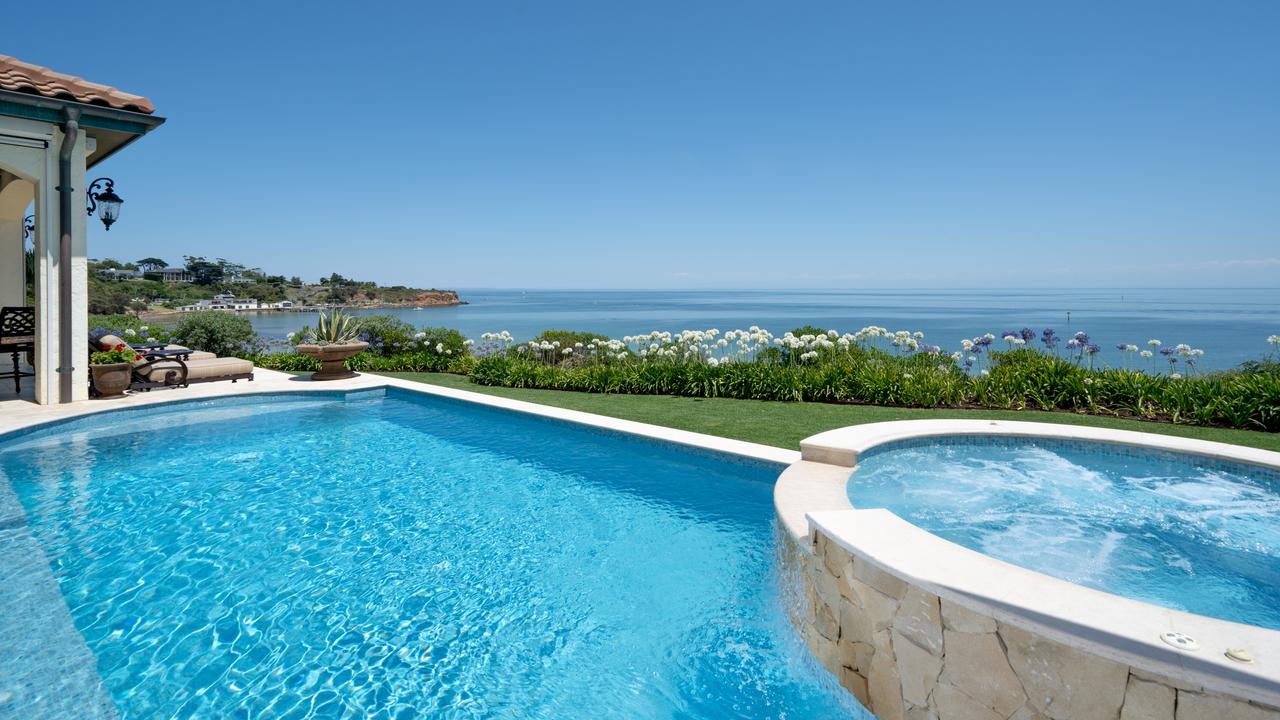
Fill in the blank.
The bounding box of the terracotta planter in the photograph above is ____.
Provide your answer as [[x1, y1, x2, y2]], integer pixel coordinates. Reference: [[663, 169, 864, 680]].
[[91, 362, 133, 397], [296, 341, 369, 381]]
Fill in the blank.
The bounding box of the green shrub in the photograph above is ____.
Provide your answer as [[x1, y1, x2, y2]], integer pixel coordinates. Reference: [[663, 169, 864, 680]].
[[466, 343, 1279, 432], [533, 329, 609, 348], [253, 350, 474, 374], [171, 312, 262, 357], [88, 314, 173, 346], [353, 315, 418, 355], [417, 326, 470, 357]]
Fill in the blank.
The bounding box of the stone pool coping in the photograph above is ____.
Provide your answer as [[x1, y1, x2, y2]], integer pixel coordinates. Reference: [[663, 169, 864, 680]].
[[0, 369, 799, 466], [776, 418, 1280, 710]]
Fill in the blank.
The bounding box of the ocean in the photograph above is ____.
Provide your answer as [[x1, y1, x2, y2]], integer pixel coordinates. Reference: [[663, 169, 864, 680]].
[[243, 288, 1280, 373]]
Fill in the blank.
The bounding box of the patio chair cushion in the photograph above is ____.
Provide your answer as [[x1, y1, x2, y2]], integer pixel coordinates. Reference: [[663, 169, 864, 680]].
[[135, 356, 253, 382], [183, 357, 254, 381], [0, 335, 34, 347], [97, 334, 128, 348], [161, 344, 216, 361]]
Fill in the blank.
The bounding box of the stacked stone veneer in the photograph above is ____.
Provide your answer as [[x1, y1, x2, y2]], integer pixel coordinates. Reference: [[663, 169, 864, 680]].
[[785, 527, 1280, 720]]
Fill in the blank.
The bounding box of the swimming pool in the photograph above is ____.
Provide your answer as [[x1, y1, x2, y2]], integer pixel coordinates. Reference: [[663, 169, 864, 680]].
[[847, 436, 1280, 630], [0, 389, 864, 718]]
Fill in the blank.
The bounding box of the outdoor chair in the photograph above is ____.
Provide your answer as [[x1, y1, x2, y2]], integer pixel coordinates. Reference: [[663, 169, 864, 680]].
[[0, 306, 35, 394], [93, 334, 254, 393]]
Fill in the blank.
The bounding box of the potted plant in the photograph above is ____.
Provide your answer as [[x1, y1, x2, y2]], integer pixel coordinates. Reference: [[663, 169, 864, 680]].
[[90, 342, 141, 397], [296, 309, 368, 380]]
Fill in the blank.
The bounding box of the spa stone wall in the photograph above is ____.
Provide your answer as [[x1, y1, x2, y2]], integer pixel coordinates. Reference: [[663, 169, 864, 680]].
[[783, 526, 1280, 720]]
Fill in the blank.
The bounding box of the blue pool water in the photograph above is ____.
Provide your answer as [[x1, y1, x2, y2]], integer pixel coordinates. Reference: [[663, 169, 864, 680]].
[[0, 390, 863, 719], [848, 437, 1280, 629]]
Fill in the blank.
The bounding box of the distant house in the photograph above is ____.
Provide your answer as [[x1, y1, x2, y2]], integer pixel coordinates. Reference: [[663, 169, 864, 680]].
[[225, 275, 254, 284], [176, 292, 261, 312], [96, 267, 142, 281], [160, 267, 191, 283]]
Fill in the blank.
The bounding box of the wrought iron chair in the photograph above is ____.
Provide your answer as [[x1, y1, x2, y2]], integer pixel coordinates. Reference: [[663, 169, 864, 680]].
[[0, 306, 35, 394]]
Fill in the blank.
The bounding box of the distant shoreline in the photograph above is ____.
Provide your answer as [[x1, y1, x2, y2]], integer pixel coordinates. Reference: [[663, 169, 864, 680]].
[[138, 293, 466, 321]]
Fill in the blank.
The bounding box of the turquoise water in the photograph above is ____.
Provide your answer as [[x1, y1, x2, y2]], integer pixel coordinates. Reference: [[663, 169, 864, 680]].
[[849, 437, 1280, 629], [0, 391, 863, 719], [243, 288, 1280, 371]]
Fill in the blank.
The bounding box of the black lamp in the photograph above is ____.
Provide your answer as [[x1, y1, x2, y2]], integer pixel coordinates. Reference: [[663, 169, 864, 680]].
[[86, 177, 123, 231]]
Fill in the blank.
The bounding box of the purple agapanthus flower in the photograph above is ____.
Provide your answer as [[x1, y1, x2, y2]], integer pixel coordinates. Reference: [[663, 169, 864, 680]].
[[1020, 327, 1036, 342], [1041, 329, 1059, 349], [1074, 331, 1090, 344], [1085, 343, 1101, 355]]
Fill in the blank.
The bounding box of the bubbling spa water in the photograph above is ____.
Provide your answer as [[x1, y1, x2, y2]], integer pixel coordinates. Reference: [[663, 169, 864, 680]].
[[847, 437, 1280, 630]]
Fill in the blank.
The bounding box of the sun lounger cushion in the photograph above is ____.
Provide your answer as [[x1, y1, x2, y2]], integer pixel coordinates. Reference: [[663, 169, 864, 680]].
[[134, 356, 253, 381], [160, 344, 216, 361]]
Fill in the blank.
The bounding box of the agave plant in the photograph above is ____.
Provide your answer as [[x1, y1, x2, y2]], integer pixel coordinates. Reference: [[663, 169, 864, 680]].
[[304, 308, 363, 345]]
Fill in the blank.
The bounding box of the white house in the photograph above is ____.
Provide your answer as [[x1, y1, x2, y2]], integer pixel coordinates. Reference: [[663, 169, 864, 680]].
[[1, 54, 164, 404], [96, 267, 142, 280], [176, 293, 263, 312]]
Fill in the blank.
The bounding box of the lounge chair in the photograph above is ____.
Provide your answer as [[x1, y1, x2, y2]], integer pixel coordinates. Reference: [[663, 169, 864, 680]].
[[93, 334, 254, 392]]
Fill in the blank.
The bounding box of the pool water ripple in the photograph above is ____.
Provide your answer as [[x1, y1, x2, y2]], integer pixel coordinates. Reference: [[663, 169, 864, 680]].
[[848, 437, 1280, 629]]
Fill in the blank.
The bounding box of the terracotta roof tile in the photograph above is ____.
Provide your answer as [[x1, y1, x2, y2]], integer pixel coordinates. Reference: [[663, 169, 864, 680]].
[[0, 54, 155, 114]]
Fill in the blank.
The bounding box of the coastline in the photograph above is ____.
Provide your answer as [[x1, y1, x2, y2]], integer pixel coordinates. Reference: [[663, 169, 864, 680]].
[[138, 291, 466, 321]]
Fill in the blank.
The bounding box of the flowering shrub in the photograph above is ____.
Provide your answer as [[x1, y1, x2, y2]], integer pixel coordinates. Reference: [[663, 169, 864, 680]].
[[89, 314, 172, 346], [460, 325, 1279, 432], [256, 323, 1280, 432]]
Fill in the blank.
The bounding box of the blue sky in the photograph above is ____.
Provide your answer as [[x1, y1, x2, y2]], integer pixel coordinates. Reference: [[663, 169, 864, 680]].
[[9, 1, 1279, 289]]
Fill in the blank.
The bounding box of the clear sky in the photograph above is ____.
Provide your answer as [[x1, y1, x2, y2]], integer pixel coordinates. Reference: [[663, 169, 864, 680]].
[[8, 1, 1279, 289]]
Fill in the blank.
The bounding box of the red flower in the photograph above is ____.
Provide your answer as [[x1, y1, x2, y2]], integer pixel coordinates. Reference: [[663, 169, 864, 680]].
[[114, 344, 126, 351], [134, 354, 143, 361]]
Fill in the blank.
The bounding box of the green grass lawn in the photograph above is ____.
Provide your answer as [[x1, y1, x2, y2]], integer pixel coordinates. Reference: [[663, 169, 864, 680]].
[[374, 372, 1280, 452]]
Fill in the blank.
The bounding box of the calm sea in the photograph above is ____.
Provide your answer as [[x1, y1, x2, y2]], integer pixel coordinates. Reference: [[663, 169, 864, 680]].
[[244, 289, 1280, 372]]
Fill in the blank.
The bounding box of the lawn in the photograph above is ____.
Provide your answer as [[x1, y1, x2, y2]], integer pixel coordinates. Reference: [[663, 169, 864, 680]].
[[375, 372, 1280, 452]]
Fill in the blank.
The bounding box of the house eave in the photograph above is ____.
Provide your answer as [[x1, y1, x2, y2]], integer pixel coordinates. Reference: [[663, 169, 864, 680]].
[[0, 88, 165, 167]]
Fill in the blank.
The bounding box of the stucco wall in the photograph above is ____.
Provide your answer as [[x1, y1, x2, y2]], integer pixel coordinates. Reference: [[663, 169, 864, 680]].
[[782, 525, 1280, 720]]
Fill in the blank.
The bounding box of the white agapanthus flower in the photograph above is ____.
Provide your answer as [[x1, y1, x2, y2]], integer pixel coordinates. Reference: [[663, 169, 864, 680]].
[[1147, 339, 1161, 347], [1269, 334, 1280, 346], [124, 328, 136, 336], [1139, 350, 1153, 358], [1170, 372, 1182, 379]]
